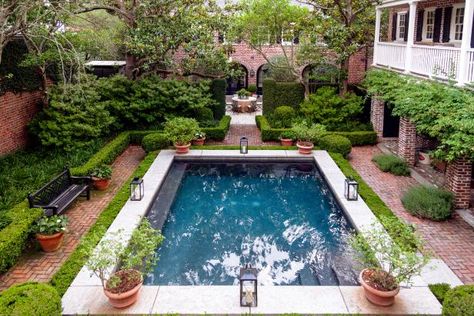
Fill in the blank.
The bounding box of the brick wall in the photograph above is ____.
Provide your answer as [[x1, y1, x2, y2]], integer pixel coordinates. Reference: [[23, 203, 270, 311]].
[[445, 157, 472, 209], [398, 117, 417, 165], [0, 90, 43, 156], [370, 96, 384, 138]]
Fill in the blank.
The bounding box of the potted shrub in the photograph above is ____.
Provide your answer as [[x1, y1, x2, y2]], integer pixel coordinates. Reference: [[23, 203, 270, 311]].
[[32, 215, 68, 252], [280, 130, 295, 147], [164, 117, 200, 154], [247, 84, 257, 97], [291, 122, 326, 154], [90, 164, 113, 191], [237, 88, 251, 99], [83, 220, 163, 309], [351, 217, 428, 307], [192, 131, 206, 146]]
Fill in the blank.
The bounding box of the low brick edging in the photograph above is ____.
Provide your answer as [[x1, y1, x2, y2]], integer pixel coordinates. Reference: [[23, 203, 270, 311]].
[[0, 146, 145, 291]]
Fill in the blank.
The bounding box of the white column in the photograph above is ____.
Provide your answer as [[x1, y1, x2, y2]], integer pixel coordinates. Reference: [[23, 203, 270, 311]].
[[373, 7, 382, 66], [457, 0, 474, 85], [404, 1, 417, 73]]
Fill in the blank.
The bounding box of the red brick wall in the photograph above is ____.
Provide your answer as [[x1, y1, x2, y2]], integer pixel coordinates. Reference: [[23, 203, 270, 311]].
[[445, 157, 472, 208], [348, 47, 371, 84], [370, 96, 384, 138], [0, 90, 43, 156], [398, 117, 417, 166]]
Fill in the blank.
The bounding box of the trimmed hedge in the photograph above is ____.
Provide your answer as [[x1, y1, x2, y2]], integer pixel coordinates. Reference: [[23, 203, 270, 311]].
[[401, 185, 454, 221], [50, 151, 159, 296], [0, 204, 43, 274], [319, 135, 352, 157], [372, 154, 411, 176], [262, 79, 305, 115], [256, 116, 377, 145], [210, 79, 226, 120], [429, 283, 451, 304], [142, 133, 169, 152], [202, 115, 231, 141], [442, 285, 474, 316], [329, 153, 418, 249], [0, 282, 61, 315]]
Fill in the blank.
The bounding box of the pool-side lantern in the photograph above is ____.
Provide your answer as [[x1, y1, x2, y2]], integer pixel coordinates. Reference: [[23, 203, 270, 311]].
[[239, 265, 258, 307], [130, 177, 144, 201], [344, 177, 358, 201], [240, 137, 248, 154]]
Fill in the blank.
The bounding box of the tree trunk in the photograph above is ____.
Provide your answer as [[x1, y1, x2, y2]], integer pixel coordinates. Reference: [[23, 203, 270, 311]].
[[125, 53, 137, 79], [339, 58, 350, 95], [39, 66, 49, 107]]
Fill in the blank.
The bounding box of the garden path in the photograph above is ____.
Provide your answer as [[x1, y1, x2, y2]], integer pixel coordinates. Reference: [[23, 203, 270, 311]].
[[0, 146, 145, 291], [350, 146, 474, 284]]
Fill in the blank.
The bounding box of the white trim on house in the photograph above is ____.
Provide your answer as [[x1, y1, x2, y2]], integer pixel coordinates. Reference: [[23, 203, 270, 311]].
[[451, 3, 466, 43], [397, 11, 408, 41], [422, 7, 436, 41]]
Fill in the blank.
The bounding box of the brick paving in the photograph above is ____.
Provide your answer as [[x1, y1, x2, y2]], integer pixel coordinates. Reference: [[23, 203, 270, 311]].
[[350, 146, 474, 284], [0, 146, 145, 291], [207, 124, 278, 146]]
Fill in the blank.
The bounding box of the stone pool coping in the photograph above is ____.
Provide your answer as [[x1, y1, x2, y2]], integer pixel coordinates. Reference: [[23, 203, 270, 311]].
[[62, 150, 460, 315]]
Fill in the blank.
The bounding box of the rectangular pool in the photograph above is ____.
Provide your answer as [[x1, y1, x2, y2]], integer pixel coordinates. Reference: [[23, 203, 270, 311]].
[[145, 161, 358, 286]]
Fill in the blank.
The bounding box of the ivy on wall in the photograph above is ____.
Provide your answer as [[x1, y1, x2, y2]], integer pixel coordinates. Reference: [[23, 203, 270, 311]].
[[0, 40, 42, 95], [364, 69, 474, 161]]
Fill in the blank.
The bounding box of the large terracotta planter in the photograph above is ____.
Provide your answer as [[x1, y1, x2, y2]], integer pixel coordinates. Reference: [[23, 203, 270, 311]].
[[280, 138, 293, 147], [174, 143, 191, 154], [93, 177, 111, 191], [296, 141, 314, 155], [36, 232, 64, 252], [192, 138, 206, 146], [359, 269, 400, 306], [104, 280, 143, 309]]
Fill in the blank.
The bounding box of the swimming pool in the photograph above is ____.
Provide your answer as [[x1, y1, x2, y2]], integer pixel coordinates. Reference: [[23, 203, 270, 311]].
[[145, 161, 358, 286]]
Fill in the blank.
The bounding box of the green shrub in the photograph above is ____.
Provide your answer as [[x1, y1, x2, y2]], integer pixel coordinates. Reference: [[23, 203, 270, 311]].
[[195, 107, 214, 123], [319, 135, 352, 157], [210, 79, 226, 120], [331, 131, 377, 145], [247, 84, 257, 93], [0, 282, 61, 316], [255, 115, 287, 141], [429, 283, 451, 304], [372, 154, 411, 176], [202, 115, 231, 140], [128, 130, 156, 144], [291, 121, 326, 143], [142, 133, 169, 152], [269, 106, 296, 128], [281, 130, 296, 140], [262, 79, 304, 115], [0, 212, 11, 230], [401, 185, 454, 221], [442, 285, 474, 316], [164, 117, 200, 145]]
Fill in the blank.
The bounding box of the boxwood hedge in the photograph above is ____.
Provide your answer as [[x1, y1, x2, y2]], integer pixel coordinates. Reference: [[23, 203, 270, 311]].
[[202, 115, 231, 141], [442, 285, 474, 316], [262, 79, 305, 115]]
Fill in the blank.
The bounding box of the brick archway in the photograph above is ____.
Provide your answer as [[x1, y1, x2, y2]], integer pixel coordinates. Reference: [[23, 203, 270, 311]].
[[226, 63, 249, 95]]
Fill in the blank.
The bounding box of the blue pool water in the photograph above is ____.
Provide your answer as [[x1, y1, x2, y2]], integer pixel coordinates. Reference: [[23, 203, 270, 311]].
[[145, 162, 358, 286]]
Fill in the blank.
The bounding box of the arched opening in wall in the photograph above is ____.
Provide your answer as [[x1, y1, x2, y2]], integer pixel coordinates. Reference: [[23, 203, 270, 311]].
[[302, 64, 339, 94], [226, 63, 248, 95], [383, 103, 400, 138], [256, 64, 269, 95]]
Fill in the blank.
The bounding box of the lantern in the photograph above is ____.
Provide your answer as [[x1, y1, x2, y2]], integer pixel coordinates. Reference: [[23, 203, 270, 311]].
[[239, 265, 258, 307], [130, 177, 144, 201], [344, 177, 358, 201], [240, 137, 248, 154]]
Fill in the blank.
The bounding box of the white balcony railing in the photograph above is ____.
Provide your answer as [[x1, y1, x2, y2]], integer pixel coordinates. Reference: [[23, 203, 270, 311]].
[[467, 50, 474, 83], [375, 42, 406, 70]]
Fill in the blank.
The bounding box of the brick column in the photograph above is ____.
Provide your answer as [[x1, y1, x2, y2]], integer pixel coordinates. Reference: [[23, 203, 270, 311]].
[[445, 157, 472, 209], [398, 117, 417, 166], [370, 96, 384, 139]]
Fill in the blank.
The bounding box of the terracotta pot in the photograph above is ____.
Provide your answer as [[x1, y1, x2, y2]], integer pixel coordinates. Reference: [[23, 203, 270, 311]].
[[296, 141, 314, 155], [280, 138, 293, 147], [174, 143, 191, 154], [359, 269, 400, 306], [104, 279, 143, 309], [192, 138, 206, 146], [36, 232, 64, 252], [93, 177, 111, 191]]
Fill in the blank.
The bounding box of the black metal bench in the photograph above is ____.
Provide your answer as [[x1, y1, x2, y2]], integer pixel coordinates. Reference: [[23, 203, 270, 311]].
[[28, 168, 92, 215]]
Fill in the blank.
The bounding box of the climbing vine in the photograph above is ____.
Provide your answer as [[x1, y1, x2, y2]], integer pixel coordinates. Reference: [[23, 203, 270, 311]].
[[364, 69, 474, 161]]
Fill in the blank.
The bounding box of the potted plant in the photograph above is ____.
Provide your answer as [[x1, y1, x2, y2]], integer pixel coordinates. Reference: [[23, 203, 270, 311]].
[[192, 131, 206, 146], [237, 88, 251, 99], [83, 220, 164, 309], [247, 84, 257, 97], [164, 117, 200, 154], [351, 217, 428, 307], [90, 164, 113, 190], [280, 130, 295, 147], [32, 215, 68, 252], [291, 122, 326, 154]]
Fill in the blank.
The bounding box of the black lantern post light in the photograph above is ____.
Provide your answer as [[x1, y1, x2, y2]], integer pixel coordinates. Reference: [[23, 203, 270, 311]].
[[130, 177, 144, 201], [239, 265, 258, 309], [240, 137, 248, 154], [344, 177, 359, 201]]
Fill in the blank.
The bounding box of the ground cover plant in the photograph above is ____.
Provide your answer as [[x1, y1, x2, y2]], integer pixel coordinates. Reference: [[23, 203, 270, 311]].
[[429, 283, 451, 304], [0, 282, 61, 315], [442, 285, 474, 316], [372, 154, 411, 176], [401, 185, 454, 221]]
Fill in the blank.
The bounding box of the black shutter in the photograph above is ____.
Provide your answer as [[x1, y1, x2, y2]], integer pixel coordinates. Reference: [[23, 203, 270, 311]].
[[404, 11, 410, 41], [442, 7, 453, 42], [416, 10, 424, 41], [471, 12, 474, 48], [392, 13, 398, 41], [433, 8, 443, 42]]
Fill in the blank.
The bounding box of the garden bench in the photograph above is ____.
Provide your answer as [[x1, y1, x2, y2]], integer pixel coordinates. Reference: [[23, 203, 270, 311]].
[[28, 168, 92, 215]]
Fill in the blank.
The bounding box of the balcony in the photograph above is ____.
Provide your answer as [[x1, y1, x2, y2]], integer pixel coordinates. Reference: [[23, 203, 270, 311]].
[[373, 0, 474, 85]]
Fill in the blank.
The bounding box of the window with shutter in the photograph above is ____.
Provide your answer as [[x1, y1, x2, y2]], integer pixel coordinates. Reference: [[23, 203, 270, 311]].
[[450, 5, 465, 42], [397, 12, 407, 41], [424, 9, 435, 40]]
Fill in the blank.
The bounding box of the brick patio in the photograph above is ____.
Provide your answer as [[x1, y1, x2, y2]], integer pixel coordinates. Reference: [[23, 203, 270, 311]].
[[0, 146, 145, 291], [350, 146, 474, 284]]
